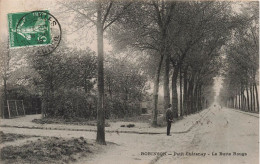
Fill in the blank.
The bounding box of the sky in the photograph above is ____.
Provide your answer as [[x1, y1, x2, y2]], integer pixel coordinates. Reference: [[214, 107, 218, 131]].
[[213, 76, 223, 100]]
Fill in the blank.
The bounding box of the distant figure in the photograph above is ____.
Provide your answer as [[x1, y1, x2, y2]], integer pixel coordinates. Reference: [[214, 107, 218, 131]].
[[166, 104, 174, 136]]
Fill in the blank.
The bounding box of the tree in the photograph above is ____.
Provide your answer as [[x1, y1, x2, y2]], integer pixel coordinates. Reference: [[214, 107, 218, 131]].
[[108, 1, 236, 123], [59, 0, 133, 144], [219, 2, 259, 111], [107, 1, 176, 126], [0, 40, 10, 118], [104, 53, 148, 117], [28, 45, 97, 117], [162, 1, 234, 117]]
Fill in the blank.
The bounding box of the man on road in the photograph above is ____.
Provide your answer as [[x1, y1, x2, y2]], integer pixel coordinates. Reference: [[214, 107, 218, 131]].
[[166, 104, 174, 136]]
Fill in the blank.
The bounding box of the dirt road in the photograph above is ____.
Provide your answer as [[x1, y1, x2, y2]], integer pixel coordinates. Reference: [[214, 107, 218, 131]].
[[1, 106, 258, 164], [155, 107, 259, 164]]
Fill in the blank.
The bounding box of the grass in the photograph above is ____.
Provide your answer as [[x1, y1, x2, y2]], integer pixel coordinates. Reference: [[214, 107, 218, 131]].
[[120, 124, 135, 128], [32, 114, 152, 127], [0, 136, 98, 164], [0, 131, 35, 143], [32, 117, 110, 127], [109, 114, 151, 123]]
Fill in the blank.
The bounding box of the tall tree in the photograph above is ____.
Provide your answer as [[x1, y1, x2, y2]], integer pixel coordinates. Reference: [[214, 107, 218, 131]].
[[0, 40, 10, 118], [107, 1, 175, 126], [59, 0, 132, 144]]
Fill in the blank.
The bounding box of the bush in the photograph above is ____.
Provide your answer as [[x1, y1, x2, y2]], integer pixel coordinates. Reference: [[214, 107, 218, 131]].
[[104, 96, 141, 119], [126, 124, 135, 128], [43, 89, 142, 119], [45, 89, 96, 119]]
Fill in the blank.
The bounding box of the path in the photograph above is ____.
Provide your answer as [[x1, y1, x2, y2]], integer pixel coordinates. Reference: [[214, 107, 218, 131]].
[[155, 106, 259, 164], [0, 108, 211, 134], [0, 106, 258, 164], [0, 106, 211, 164]]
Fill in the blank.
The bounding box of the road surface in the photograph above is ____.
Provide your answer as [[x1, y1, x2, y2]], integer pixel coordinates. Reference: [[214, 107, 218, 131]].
[[1, 106, 258, 164], [155, 106, 259, 164]]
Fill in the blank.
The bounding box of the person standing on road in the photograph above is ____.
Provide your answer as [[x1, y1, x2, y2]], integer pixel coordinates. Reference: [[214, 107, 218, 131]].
[[166, 104, 174, 136]]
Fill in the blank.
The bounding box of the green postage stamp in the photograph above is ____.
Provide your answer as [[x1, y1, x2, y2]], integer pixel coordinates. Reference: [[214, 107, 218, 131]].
[[8, 11, 51, 47]]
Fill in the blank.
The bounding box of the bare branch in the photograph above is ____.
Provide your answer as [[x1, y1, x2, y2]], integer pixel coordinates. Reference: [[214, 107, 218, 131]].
[[152, 1, 163, 29], [102, 2, 113, 26], [58, 1, 97, 25], [165, 3, 175, 27], [67, 22, 91, 35], [103, 2, 132, 31]]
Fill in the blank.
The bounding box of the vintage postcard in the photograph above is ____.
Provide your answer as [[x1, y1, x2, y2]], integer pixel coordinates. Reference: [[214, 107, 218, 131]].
[[0, 0, 259, 164]]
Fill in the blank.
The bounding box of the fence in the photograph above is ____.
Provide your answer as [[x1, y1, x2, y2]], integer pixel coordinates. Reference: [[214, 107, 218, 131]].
[[4, 100, 25, 118]]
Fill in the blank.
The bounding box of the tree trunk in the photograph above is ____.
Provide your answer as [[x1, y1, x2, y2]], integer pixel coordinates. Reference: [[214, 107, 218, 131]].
[[2, 45, 10, 118], [171, 66, 179, 118], [196, 85, 199, 112], [187, 76, 194, 114], [246, 86, 250, 111], [3, 76, 7, 118], [241, 86, 244, 111], [250, 84, 253, 111], [152, 54, 164, 126], [243, 94, 246, 111], [191, 75, 197, 113], [252, 84, 255, 111], [254, 83, 259, 112], [238, 93, 241, 109], [183, 67, 188, 115], [194, 85, 198, 112], [197, 85, 200, 111], [163, 50, 170, 110], [199, 85, 202, 111], [235, 93, 237, 108], [96, 2, 106, 145], [241, 94, 244, 110], [234, 96, 236, 108], [179, 65, 183, 116]]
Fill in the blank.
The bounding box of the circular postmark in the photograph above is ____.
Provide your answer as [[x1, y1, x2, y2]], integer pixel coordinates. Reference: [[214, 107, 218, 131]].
[[15, 10, 61, 56]]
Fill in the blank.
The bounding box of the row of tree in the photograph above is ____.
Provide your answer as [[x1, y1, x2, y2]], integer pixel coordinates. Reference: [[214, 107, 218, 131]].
[[107, 1, 238, 125], [56, 0, 257, 144], [219, 2, 259, 112]]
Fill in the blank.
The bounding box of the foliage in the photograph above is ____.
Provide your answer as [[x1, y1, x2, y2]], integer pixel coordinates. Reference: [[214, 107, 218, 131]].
[[29, 47, 97, 92], [0, 137, 95, 164], [32, 117, 110, 127], [48, 88, 96, 119], [27, 46, 97, 117], [104, 54, 148, 118], [0, 131, 35, 143], [219, 2, 259, 111]]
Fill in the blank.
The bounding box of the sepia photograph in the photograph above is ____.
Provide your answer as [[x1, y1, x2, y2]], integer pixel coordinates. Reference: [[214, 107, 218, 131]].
[[0, 0, 259, 163]]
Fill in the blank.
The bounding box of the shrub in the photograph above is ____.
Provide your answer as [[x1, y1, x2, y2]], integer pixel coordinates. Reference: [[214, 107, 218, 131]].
[[126, 124, 135, 128], [47, 89, 96, 119], [104, 96, 141, 119]]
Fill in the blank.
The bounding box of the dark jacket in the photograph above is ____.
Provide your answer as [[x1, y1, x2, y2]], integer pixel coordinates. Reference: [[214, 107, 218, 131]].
[[166, 108, 173, 122]]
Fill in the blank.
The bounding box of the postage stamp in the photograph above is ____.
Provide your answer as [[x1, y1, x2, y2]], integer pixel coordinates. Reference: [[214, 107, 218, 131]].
[[8, 10, 61, 55]]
